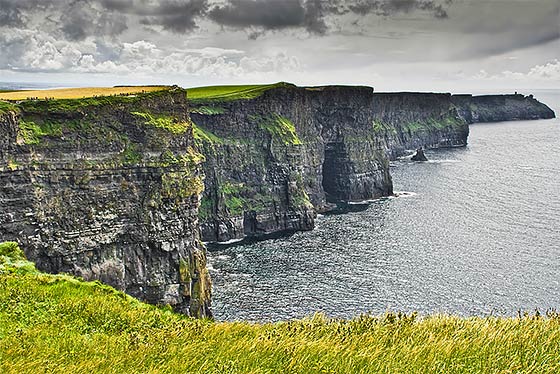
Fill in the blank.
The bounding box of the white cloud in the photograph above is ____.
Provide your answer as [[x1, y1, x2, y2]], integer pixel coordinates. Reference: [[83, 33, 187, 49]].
[[527, 59, 560, 80], [0, 30, 301, 79], [473, 60, 560, 84]]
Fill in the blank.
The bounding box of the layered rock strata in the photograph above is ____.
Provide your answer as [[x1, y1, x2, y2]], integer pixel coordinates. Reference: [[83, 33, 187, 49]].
[[0, 88, 211, 317]]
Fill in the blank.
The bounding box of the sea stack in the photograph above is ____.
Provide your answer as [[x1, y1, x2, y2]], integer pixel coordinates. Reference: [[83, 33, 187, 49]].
[[411, 148, 428, 162]]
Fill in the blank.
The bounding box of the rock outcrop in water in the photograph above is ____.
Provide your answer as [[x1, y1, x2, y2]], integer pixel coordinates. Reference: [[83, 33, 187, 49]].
[[0, 83, 554, 314], [411, 148, 428, 162]]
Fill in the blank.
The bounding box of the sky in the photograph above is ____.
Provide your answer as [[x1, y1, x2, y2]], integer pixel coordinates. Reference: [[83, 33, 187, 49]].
[[0, 0, 558, 92]]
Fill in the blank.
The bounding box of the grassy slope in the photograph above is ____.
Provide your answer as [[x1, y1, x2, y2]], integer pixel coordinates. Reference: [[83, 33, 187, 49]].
[[0, 86, 168, 101], [1, 243, 560, 373], [187, 82, 292, 102]]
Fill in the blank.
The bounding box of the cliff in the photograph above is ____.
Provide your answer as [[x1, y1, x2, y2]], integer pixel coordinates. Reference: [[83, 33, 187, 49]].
[[190, 84, 392, 242], [371, 93, 470, 160], [451, 93, 555, 123], [0, 83, 554, 314], [0, 88, 211, 317], [190, 85, 554, 242]]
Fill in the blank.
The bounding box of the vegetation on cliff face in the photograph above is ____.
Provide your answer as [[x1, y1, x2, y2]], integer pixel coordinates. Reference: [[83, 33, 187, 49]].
[[16, 119, 63, 145], [254, 113, 302, 145], [2, 243, 560, 374], [131, 112, 190, 135], [190, 105, 226, 115], [219, 182, 248, 216], [402, 115, 465, 134], [192, 122, 222, 145], [0, 101, 19, 115]]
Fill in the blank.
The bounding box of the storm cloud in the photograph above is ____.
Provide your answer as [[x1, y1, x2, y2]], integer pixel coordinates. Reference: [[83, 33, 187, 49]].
[[207, 0, 453, 35], [0, 0, 558, 89], [0, 0, 455, 38]]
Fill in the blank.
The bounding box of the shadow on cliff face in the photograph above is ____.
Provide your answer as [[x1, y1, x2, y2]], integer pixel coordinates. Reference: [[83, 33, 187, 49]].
[[322, 141, 348, 202]]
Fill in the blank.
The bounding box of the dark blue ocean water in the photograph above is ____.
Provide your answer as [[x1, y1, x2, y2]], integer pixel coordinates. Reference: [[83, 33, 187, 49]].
[[208, 89, 560, 322]]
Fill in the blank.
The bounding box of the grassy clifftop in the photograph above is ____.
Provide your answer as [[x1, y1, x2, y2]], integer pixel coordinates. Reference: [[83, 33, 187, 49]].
[[187, 82, 294, 103], [1, 242, 560, 373]]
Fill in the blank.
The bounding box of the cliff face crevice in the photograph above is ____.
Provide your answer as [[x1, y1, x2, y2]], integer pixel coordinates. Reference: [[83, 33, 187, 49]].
[[0, 89, 211, 318]]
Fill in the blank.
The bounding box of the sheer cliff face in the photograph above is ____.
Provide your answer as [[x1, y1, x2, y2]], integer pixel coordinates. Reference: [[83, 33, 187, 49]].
[[191, 86, 555, 243], [0, 89, 211, 318], [191, 86, 395, 242]]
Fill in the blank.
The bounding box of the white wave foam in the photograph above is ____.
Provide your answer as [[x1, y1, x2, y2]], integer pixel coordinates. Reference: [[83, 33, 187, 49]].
[[215, 254, 232, 261], [347, 191, 417, 204], [216, 237, 245, 245], [424, 159, 461, 164], [348, 199, 377, 205], [393, 191, 417, 198]]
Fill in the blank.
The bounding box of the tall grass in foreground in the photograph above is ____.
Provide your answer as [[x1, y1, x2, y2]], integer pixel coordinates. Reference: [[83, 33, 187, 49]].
[[1, 242, 559, 373]]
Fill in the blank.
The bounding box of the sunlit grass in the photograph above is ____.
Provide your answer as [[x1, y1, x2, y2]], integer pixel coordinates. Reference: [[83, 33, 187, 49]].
[[187, 82, 293, 102], [0, 86, 168, 101], [2, 242, 560, 373]]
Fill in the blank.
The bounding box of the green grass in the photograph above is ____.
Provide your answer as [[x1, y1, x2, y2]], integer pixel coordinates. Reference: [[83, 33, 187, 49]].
[[372, 120, 397, 135], [17, 119, 63, 145], [192, 123, 222, 145], [219, 182, 247, 216], [121, 144, 143, 165], [2, 243, 560, 373], [187, 82, 293, 103], [190, 105, 226, 115], [402, 115, 465, 135], [0, 100, 19, 115], [198, 196, 214, 220]]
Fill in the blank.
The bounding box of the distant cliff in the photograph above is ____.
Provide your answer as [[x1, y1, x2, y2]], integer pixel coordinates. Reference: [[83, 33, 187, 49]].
[[0, 88, 211, 317], [190, 85, 554, 242], [452, 93, 555, 123], [0, 83, 554, 315]]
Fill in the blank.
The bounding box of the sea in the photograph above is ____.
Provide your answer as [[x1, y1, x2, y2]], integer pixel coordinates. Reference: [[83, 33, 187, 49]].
[[207, 89, 560, 322]]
